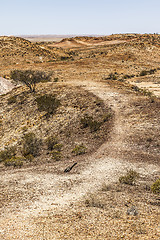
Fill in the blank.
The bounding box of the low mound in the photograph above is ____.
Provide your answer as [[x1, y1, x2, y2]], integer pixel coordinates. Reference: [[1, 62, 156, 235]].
[[0, 82, 113, 167], [0, 36, 58, 66], [54, 38, 86, 48]]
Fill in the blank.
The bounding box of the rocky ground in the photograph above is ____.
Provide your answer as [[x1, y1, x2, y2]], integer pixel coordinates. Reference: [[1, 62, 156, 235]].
[[0, 34, 159, 239]]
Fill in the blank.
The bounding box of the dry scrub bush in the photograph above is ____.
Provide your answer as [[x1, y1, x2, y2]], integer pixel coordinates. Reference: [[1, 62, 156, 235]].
[[0, 146, 16, 162], [72, 144, 87, 155], [80, 115, 102, 132], [46, 135, 59, 151], [10, 70, 52, 92], [4, 157, 24, 167], [35, 94, 60, 116], [51, 150, 62, 161], [22, 132, 40, 157], [46, 135, 63, 161], [151, 178, 160, 194], [85, 195, 105, 209], [119, 169, 139, 185]]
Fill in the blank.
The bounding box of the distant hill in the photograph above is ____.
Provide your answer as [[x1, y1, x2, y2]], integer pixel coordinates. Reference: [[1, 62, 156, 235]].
[[17, 34, 102, 42], [0, 36, 69, 67]]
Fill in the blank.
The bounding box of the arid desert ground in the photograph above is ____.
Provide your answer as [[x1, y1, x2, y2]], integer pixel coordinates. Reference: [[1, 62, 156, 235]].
[[0, 34, 160, 239]]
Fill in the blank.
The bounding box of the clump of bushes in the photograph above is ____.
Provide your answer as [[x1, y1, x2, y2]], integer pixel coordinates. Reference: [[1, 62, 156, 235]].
[[80, 115, 102, 132], [119, 169, 139, 185], [151, 178, 160, 194], [51, 150, 62, 161], [22, 132, 40, 157], [35, 94, 60, 116], [0, 146, 16, 162], [46, 135, 59, 151], [46, 135, 63, 161], [72, 144, 87, 155], [4, 157, 24, 167]]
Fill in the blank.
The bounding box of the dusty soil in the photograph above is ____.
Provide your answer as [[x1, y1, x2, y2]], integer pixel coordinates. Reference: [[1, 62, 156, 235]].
[[0, 81, 160, 239], [0, 34, 160, 239]]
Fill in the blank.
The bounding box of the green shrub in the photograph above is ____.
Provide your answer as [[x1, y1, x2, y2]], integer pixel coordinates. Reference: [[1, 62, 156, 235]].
[[0, 146, 16, 162], [36, 94, 60, 116], [46, 135, 59, 151], [24, 154, 34, 162], [72, 144, 87, 155], [119, 169, 139, 185], [151, 178, 160, 194], [52, 143, 63, 151], [4, 157, 24, 167], [51, 150, 62, 161], [22, 132, 40, 157]]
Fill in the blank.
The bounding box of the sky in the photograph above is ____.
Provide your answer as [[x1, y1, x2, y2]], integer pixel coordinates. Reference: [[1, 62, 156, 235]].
[[0, 0, 160, 36]]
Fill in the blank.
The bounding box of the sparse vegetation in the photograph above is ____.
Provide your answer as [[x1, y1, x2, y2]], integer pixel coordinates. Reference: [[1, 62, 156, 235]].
[[84, 194, 105, 209], [140, 69, 156, 76], [72, 144, 87, 155], [0, 34, 160, 239], [22, 132, 40, 157], [119, 169, 139, 185], [108, 72, 117, 80], [46, 135, 59, 151], [80, 114, 102, 132], [10, 70, 52, 92], [151, 178, 160, 194], [46, 136, 63, 160], [35, 94, 60, 116], [51, 150, 62, 161], [4, 156, 24, 167], [0, 146, 16, 162]]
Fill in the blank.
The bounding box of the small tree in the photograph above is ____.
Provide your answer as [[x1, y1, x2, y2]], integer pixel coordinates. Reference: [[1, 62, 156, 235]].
[[10, 70, 52, 92]]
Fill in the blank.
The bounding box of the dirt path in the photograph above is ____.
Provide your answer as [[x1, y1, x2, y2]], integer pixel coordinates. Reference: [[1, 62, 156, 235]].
[[0, 80, 159, 239]]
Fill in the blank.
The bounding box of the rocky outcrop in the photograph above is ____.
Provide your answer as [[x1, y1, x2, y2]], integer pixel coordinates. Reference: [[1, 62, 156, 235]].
[[0, 77, 15, 95]]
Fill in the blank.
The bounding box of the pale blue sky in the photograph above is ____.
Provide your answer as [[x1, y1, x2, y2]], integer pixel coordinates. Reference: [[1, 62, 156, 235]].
[[0, 0, 160, 36]]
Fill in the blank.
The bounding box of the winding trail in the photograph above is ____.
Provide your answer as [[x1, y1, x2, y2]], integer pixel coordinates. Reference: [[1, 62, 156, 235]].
[[0, 80, 159, 239]]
